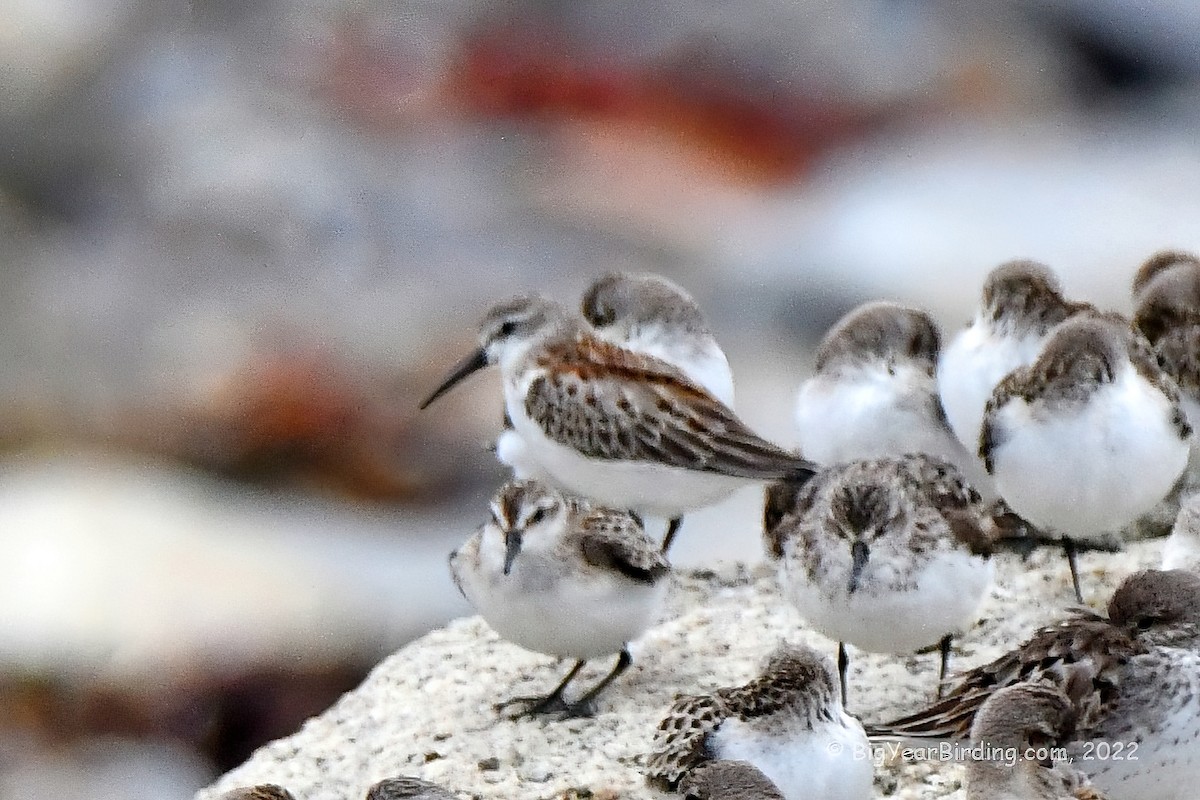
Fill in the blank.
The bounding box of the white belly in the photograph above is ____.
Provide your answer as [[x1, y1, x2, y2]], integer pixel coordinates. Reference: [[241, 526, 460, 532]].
[[794, 367, 994, 495], [989, 375, 1190, 540], [939, 324, 1040, 456], [709, 715, 873, 800], [781, 549, 993, 652], [506, 391, 747, 516], [494, 428, 552, 481], [450, 547, 665, 659]]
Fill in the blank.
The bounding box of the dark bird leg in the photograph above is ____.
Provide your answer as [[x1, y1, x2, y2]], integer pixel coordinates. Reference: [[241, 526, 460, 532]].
[[661, 516, 683, 553], [837, 641, 850, 708], [1063, 537, 1084, 603], [937, 633, 953, 699], [562, 647, 632, 718], [496, 659, 586, 717]]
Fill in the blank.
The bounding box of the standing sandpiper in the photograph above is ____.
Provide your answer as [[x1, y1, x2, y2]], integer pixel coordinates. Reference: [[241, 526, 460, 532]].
[[449, 480, 669, 717], [422, 295, 816, 552], [981, 314, 1191, 601], [766, 455, 994, 703]]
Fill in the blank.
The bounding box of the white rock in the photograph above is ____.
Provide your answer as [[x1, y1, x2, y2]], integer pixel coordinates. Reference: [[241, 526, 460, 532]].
[[197, 542, 1163, 800]]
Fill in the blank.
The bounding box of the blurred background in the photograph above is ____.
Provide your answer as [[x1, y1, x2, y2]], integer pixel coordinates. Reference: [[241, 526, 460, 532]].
[[2, 1, 1200, 798]]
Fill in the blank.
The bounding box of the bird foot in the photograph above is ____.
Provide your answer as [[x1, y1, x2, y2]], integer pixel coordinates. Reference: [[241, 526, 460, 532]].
[[494, 693, 597, 719]]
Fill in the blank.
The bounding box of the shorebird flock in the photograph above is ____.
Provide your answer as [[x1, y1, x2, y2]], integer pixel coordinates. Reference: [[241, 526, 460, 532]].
[[226, 254, 1200, 800]]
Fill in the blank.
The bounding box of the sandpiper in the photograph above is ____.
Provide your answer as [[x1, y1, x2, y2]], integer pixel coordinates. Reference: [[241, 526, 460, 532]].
[[449, 479, 669, 717], [422, 295, 816, 551], [646, 643, 873, 800], [938, 260, 1090, 465], [869, 569, 1200, 800], [981, 314, 1192, 600], [582, 271, 735, 407], [793, 301, 991, 492], [765, 454, 994, 702]]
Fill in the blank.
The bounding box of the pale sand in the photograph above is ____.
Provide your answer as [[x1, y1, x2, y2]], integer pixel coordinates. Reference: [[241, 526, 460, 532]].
[[198, 541, 1162, 800]]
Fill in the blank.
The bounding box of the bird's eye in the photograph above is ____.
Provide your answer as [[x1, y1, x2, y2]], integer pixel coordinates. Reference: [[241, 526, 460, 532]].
[[498, 320, 517, 337], [1136, 616, 1155, 631], [528, 507, 549, 525]]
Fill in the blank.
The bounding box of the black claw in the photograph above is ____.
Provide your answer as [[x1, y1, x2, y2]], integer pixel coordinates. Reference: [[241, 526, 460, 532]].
[[495, 659, 587, 719]]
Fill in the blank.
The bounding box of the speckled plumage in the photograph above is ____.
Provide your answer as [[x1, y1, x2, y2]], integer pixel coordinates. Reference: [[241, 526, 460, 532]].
[[767, 456, 993, 579], [220, 786, 297, 800], [765, 453, 991, 559], [523, 335, 804, 480], [766, 455, 994, 698], [365, 776, 457, 800], [645, 644, 872, 800], [424, 294, 815, 528], [450, 479, 668, 716], [678, 760, 786, 800], [871, 570, 1200, 800], [966, 684, 1103, 800]]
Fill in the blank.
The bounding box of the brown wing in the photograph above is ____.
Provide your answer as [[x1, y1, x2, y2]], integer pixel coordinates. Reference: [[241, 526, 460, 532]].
[[865, 613, 1138, 740], [1154, 326, 1200, 398], [577, 508, 669, 584], [526, 336, 816, 481], [679, 760, 785, 800], [763, 469, 828, 559], [221, 787, 297, 800], [890, 455, 995, 556], [645, 693, 727, 790], [979, 367, 1026, 473], [1126, 327, 1193, 441]]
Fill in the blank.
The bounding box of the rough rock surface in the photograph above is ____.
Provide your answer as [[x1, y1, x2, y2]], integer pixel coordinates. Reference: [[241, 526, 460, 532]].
[[198, 541, 1162, 800]]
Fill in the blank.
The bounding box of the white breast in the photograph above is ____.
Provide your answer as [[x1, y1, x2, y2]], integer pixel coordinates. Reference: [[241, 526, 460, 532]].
[[939, 322, 1042, 455], [617, 334, 736, 408], [450, 532, 666, 660], [781, 545, 993, 653], [709, 713, 874, 800], [794, 365, 992, 493], [988, 370, 1190, 540]]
